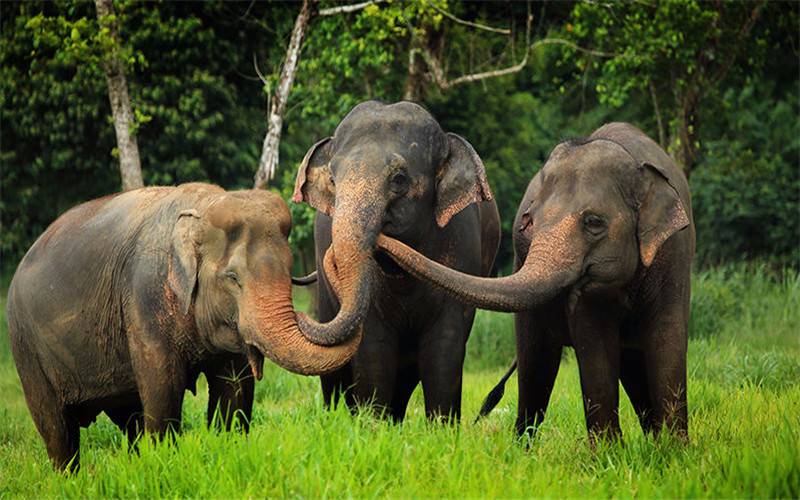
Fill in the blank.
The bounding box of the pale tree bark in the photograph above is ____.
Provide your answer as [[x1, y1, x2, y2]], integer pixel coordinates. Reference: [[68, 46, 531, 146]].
[[95, 0, 143, 191], [253, 0, 384, 188], [254, 0, 316, 189]]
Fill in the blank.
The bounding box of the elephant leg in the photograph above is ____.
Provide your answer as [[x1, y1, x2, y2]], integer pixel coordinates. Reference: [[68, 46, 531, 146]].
[[515, 307, 563, 439], [41, 408, 80, 472], [205, 355, 255, 432], [128, 334, 186, 438], [18, 359, 80, 471], [419, 306, 471, 422], [349, 312, 399, 418], [619, 348, 656, 434], [389, 364, 420, 422], [321, 368, 354, 410], [642, 306, 689, 439], [106, 403, 144, 446], [570, 299, 622, 443]]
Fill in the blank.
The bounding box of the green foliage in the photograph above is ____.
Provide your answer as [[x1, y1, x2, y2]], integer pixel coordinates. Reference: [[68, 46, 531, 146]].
[[1, 2, 272, 264], [1, 2, 115, 264], [565, 1, 768, 129], [1, 0, 797, 272], [691, 79, 800, 266]]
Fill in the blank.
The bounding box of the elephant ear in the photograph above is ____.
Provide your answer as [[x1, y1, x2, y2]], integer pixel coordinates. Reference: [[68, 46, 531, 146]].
[[637, 163, 690, 267], [169, 209, 201, 314], [292, 137, 335, 216], [434, 133, 493, 227]]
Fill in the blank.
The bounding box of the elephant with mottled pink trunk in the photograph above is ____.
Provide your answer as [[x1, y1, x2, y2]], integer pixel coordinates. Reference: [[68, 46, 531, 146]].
[[378, 123, 695, 443], [293, 101, 500, 422], [7, 183, 364, 471]]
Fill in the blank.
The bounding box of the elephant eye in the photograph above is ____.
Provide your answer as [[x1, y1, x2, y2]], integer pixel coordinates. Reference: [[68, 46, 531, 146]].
[[223, 270, 242, 288], [583, 213, 606, 235], [389, 171, 409, 193]]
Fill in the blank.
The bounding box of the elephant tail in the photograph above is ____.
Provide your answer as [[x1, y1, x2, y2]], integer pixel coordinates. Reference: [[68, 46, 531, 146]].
[[474, 359, 517, 423], [291, 270, 318, 286]]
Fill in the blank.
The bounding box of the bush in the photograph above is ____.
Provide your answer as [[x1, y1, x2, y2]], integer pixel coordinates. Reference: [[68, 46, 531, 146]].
[[691, 80, 800, 268]]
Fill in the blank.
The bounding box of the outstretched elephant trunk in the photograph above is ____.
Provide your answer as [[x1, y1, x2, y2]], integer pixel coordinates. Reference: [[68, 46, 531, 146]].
[[376, 214, 585, 312]]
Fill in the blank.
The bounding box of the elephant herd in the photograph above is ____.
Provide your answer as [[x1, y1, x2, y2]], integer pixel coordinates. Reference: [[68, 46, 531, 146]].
[[7, 101, 695, 471]]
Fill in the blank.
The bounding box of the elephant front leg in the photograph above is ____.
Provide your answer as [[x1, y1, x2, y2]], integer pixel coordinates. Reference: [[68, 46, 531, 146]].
[[419, 305, 472, 423], [570, 299, 622, 443], [641, 305, 689, 440], [349, 312, 399, 419], [128, 335, 187, 438], [515, 307, 564, 440], [205, 354, 255, 432]]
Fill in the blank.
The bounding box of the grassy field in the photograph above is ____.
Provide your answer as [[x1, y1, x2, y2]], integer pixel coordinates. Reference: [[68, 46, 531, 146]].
[[0, 265, 798, 497]]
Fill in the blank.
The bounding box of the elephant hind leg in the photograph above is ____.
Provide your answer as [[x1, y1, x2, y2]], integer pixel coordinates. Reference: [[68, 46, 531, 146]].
[[106, 404, 144, 446], [620, 348, 656, 435], [205, 355, 255, 432], [321, 367, 354, 410], [17, 359, 80, 471], [389, 365, 419, 423]]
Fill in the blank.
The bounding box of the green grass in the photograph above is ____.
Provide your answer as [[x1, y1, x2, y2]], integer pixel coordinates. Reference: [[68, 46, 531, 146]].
[[1, 266, 798, 497]]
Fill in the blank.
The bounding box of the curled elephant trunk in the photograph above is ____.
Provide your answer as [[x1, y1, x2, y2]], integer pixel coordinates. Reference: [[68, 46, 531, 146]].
[[237, 208, 379, 375], [376, 214, 584, 312], [240, 278, 363, 376], [296, 213, 378, 347]]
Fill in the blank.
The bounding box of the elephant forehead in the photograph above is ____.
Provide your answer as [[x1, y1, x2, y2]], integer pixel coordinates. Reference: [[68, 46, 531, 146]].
[[333, 117, 446, 165], [546, 141, 635, 183], [335, 138, 444, 177], [205, 197, 286, 242]]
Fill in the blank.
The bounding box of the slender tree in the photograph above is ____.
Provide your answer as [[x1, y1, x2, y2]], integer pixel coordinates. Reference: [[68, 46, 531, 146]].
[[253, 0, 386, 188], [94, 0, 143, 190]]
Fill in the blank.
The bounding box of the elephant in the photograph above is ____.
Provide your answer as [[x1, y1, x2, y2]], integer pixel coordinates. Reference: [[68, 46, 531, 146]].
[[293, 100, 501, 422], [6, 183, 362, 471], [376, 122, 695, 442]]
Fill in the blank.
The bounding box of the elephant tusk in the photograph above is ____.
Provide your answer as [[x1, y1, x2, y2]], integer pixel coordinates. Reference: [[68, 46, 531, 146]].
[[291, 271, 318, 286]]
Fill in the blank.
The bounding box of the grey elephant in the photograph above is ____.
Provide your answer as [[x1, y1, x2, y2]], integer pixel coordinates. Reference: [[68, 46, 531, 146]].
[[293, 100, 500, 421], [378, 123, 695, 442], [7, 183, 362, 471]]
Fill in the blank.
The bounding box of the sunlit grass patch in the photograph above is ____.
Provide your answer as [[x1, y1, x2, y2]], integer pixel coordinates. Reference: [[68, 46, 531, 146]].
[[0, 266, 798, 497]]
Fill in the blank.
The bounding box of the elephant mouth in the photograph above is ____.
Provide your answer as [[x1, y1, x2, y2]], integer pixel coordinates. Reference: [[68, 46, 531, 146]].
[[375, 251, 406, 278]]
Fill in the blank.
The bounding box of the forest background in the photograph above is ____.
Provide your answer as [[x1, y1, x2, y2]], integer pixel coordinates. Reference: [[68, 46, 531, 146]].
[[2, 0, 797, 275]]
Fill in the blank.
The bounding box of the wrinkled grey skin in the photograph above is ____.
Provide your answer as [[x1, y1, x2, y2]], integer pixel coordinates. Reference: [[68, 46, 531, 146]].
[[377, 123, 695, 441], [7, 183, 362, 471], [294, 101, 500, 421]]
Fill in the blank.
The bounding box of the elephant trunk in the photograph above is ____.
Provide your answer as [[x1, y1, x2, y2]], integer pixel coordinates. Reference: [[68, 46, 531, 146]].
[[376, 214, 584, 312], [295, 190, 380, 345], [240, 278, 363, 376], [245, 180, 382, 372]]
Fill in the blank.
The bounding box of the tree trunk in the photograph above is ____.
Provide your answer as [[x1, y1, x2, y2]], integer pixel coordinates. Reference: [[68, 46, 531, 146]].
[[403, 48, 426, 101], [254, 0, 317, 189], [94, 0, 143, 191], [670, 89, 700, 176]]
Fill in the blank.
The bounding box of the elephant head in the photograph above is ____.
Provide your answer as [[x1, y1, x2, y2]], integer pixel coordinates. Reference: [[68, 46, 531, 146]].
[[376, 124, 691, 312], [168, 189, 361, 376], [292, 100, 492, 336]]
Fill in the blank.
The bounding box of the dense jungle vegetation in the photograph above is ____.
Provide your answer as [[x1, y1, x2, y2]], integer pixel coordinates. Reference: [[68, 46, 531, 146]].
[[2, 0, 798, 273]]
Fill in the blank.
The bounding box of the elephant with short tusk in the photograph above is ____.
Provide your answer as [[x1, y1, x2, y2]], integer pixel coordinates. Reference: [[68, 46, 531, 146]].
[[378, 122, 695, 443], [294, 100, 501, 422], [6, 183, 362, 471]]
